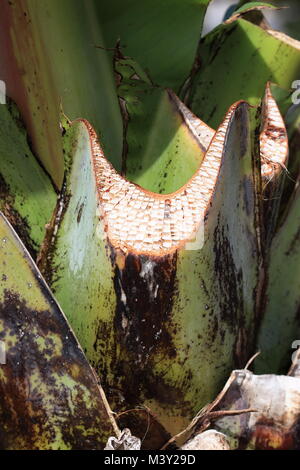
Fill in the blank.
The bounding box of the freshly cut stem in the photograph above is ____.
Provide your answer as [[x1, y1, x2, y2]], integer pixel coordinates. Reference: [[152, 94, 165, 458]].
[[42, 98, 261, 435]]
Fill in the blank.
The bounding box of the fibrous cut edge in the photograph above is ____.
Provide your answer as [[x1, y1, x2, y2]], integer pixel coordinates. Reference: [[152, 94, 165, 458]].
[[260, 82, 289, 184], [81, 101, 239, 256]]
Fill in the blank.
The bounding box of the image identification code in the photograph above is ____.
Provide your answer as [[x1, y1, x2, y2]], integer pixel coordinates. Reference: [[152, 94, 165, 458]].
[[104, 455, 196, 466]]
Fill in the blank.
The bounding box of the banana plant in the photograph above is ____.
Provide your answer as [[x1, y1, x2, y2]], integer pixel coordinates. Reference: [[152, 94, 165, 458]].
[[39, 97, 261, 435], [0, 0, 300, 449]]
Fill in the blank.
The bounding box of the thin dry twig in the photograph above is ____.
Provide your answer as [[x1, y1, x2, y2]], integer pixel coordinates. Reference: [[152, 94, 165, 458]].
[[98, 384, 121, 439], [244, 351, 261, 370], [115, 405, 158, 445], [90, 367, 121, 439], [160, 373, 236, 450], [115, 406, 150, 419]]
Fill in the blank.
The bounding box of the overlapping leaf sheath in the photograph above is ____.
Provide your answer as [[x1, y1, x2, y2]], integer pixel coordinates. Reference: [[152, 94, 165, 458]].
[[0, 100, 57, 257], [279, 104, 300, 214], [0, 214, 114, 449], [118, 57, 289, 246], [253, 82, 300, 378], [41, 98, 261, 434], [255, 180, 300, 374]]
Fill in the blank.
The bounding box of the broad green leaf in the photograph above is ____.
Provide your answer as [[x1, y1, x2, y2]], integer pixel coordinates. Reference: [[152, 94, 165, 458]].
[[0, 100, 57, 258], [116, 58, 213, 193], [97, 0, 211, 91], [0, 213, 113, 449], [188, 18, 300, 129], [42, 102, 262, 435], [0, 0, 211, 185], [0, 0, 123, 186]]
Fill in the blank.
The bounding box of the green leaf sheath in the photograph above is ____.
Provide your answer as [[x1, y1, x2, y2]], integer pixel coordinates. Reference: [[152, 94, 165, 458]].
[[0, 213, 113, 449], [0, 100, 57, 258], [256, 182, 300, 374]]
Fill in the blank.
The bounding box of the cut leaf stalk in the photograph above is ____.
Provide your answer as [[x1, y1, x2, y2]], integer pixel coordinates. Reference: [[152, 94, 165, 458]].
[[41, 98, 262, 435]]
